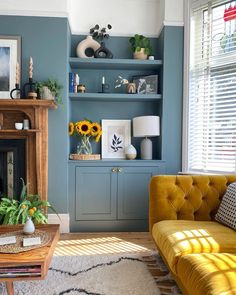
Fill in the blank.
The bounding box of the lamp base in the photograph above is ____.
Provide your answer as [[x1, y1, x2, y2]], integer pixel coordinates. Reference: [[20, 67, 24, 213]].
[[141, 137, 152, 160]]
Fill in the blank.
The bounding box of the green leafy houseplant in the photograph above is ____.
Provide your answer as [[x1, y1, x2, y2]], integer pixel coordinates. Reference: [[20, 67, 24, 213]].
[[0, 179, 58, 225], [36, 79, 63, 105], [129, 34, 152, 56]]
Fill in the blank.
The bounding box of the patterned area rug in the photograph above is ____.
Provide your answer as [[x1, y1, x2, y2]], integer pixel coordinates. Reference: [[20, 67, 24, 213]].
[[143, 253, 181, 295], [0, 252, 181, 295]]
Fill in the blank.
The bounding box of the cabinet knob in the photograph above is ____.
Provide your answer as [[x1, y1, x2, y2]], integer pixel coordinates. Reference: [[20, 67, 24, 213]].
[[111, 168, 117, 173], [117, 168, 122, 173]]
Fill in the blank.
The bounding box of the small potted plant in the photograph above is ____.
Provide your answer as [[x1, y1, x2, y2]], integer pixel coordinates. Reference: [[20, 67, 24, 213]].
[[89, 24, 113, 58], [36, 79, 63, 105], [129, 34, 152, 60], [0, 179, 58, 225]]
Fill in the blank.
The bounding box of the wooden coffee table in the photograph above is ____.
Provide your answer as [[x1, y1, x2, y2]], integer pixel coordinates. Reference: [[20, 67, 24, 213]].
[[0, 224, 60, 295]]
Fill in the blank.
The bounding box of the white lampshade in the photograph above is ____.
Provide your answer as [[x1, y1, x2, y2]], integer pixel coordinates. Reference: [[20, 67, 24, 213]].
[[133, 116, 160, 137]]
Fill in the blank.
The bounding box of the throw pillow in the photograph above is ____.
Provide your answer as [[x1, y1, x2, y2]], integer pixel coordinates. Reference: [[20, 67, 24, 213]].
[[215, 182, 236, 230]]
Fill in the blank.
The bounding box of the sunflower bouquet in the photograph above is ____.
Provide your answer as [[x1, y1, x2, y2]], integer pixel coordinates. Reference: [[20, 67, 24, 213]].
[[69, 120, 102, 154]]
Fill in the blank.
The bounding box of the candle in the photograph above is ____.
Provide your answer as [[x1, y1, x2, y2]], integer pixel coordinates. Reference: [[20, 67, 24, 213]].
[[102, 76, 105, 85], [16, 62, 19, 84], [29, 57, 33, 79]]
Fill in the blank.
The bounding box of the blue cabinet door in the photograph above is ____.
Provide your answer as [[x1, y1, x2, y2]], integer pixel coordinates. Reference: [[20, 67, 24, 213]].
[[117, 167, 157, 220], [75, 166, 117, 220]]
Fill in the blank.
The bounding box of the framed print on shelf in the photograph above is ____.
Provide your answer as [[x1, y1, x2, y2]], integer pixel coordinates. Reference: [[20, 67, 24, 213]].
[[133, 74, 158, 94], [102, 120, 131, 159], [0, 36, 21, 99]]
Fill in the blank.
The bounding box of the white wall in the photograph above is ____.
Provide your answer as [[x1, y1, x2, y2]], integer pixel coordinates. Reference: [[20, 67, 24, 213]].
[[0, 0, 184, 36], [164, 0, 184, 25], [68, 0, 160, 37], [0, 0, 68, 17]]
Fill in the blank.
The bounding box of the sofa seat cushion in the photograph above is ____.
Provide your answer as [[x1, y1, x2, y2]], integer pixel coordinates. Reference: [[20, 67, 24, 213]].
[[152, 220, 236, 274], [177, 253, 236, 295]]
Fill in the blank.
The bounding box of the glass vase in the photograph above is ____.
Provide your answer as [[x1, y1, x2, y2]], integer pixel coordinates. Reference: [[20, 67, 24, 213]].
[[77, 136, 92, 155]]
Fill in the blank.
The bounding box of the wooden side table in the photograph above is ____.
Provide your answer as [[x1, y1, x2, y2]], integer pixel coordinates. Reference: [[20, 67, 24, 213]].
[[0, 224, 60, 295]]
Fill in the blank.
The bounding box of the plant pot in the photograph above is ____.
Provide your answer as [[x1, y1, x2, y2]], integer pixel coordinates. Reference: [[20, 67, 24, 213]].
[[40, 86, 55, 100], [133, 48, 148, 60]]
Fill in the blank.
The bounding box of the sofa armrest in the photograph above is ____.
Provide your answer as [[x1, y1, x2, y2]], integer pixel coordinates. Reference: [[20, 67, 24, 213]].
[[149, 174, 236, 231]]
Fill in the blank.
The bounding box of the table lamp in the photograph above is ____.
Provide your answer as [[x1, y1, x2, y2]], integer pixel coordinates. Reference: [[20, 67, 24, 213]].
[[133, 116, 160, 160]]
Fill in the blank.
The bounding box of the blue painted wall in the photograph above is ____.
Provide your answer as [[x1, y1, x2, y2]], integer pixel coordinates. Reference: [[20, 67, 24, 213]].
[[0, 15, 69, 213], [157, 26, 183, 173], [0, 16, 183, 218]]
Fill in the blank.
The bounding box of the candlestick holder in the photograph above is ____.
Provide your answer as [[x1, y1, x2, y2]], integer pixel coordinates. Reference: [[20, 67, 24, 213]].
[[23, 78, 37, 99], [10, 83, 22, 99], [99, 83, 110, 93]]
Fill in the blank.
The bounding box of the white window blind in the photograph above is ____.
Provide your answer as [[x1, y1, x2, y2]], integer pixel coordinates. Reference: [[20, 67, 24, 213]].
[[188, 0, 236, 173]]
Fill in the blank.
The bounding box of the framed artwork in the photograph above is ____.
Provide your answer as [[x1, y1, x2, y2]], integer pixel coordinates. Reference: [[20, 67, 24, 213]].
[[102, 120, 131, 159], [0, 36, 21, 98], [133, 75, 158, 94]]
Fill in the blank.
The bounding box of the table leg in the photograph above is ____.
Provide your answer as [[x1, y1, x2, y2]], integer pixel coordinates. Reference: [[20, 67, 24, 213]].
[[6, 281, 14, 295]]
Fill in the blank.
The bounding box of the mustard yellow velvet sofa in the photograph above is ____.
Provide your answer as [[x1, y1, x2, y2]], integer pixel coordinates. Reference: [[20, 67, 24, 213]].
[[149, 175, 236, 295]]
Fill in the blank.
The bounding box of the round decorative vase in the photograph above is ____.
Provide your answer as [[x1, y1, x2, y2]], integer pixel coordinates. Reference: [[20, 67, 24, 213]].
[[127, 83, 136, 94], [23, 217, 35, 235], [77, 136, 92, 155], [94, 42, 113, 59], [125, 144, 137, 160], [133, 48, 148, 60], [76, 36, 100, 58]]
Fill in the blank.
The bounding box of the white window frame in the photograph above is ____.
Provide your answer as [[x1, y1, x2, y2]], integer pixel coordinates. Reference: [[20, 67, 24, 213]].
[[182, 0, 236, 174]]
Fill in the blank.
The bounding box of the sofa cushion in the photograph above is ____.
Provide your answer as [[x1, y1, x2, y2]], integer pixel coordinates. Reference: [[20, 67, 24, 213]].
[[215, 182, 236, 230], [177, 253, 236, 295], [152, 220, 236, 274]]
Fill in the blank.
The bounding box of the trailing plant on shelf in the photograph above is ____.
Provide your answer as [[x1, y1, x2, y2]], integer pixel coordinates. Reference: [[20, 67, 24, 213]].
[[0, 179, 58, 225], [36, 79, 63, 105], [129, 34, 152, 59], [90, 24, 112, 42]]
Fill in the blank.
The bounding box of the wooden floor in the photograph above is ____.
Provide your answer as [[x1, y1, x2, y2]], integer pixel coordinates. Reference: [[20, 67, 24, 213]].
[[54, 232, 156, 257]]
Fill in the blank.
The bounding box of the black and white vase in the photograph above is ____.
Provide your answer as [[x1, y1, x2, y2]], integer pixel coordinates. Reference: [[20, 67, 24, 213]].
[[94, 42, 113, 59]]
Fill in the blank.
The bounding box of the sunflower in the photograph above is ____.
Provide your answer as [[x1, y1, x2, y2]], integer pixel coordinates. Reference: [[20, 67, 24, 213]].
[[76, 120, 91, 135], [95, 130, 102, 142], [69, 122, 74, 135], [90, 122, 101, 136]]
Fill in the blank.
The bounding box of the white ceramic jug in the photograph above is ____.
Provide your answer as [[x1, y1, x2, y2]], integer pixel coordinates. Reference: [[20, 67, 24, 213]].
[[23, 217, 35, 235]]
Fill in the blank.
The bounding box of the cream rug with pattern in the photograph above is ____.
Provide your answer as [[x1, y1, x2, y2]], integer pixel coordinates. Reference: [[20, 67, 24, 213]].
[[0, 253, 181, 295]]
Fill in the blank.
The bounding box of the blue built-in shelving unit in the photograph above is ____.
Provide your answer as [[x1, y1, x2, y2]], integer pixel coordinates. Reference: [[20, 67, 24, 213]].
[[69, 92, 162, 102], [67, 35, 176, 232], [69, 57, 163, 70]]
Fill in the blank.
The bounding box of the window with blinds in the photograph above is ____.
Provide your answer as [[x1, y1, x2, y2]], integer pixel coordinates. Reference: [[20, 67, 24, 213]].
[[187, 0, 236, 173]]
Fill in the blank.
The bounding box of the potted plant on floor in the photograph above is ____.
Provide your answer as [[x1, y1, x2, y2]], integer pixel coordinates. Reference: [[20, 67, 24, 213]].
[[129, 34, 152, 60]]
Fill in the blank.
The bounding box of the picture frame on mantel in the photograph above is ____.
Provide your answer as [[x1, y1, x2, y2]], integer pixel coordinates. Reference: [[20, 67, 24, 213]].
[[0, 36, 21, 99], [102, 119, 131, 159]]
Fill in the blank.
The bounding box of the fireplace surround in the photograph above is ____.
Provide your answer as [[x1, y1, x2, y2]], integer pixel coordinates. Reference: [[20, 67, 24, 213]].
[[0, 99, 56, 201]]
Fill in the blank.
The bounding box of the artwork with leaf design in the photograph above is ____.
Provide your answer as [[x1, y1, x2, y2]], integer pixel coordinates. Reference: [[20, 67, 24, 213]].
[[111, 134, 123, 152], [102, 120, 131, 159]]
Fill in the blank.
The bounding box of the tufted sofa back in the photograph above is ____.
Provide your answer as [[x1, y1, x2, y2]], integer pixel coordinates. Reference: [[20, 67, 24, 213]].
[[149, 175, 236, 230]]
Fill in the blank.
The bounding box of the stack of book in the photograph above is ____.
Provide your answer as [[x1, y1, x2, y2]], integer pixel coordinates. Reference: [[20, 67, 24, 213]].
[[0, 265, 41, 278]]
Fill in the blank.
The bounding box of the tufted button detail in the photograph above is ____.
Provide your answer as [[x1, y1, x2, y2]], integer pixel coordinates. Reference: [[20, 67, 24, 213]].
[[184, 196, 188, 200], [202, 196, 206, 200]]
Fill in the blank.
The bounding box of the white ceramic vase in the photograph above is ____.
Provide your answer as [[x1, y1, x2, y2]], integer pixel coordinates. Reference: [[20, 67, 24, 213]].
[[23, 217, 35, 235], [76, 36, 100, 58], [125, 144, 137, 160]]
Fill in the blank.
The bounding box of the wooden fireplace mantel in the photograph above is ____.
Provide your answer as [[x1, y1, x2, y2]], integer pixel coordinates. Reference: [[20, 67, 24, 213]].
[[0, 99, 57, 201]]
